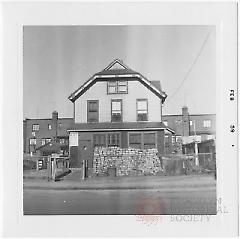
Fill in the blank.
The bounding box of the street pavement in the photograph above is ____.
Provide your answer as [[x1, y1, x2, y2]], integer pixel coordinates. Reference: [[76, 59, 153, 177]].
[[23, 174, 216, 215]]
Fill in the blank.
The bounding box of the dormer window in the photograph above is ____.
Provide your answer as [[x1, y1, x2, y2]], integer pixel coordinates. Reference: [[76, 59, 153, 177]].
[[107, 81, 128, 94]]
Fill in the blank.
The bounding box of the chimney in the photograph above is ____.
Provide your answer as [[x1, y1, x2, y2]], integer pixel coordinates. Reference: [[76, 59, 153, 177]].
[[52, 111, 58, 141], [182, 106, 190, 136]]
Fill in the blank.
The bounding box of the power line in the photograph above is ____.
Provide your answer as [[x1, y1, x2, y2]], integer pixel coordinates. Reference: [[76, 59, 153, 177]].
[[166, 27, 213, 104]]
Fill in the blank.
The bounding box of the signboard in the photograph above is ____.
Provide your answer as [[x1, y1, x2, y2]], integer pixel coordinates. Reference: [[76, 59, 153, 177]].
[[69, 132, 78, 146]]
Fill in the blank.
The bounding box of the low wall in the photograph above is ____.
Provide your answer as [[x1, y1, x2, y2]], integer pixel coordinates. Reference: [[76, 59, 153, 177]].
[[93, 147, 163, 177]]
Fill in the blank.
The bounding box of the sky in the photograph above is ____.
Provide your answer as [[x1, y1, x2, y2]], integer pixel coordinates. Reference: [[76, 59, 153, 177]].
[[23, 25, 216, 119]]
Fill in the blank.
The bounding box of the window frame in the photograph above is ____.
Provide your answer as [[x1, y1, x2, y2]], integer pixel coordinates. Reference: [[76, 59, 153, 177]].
[[143, 132, 157, 149], [128, 131, 157, 149], [136, 99, 148, 122], [107, 81, 128, 94], [111, 99, 123, 122], [107, 133, 121, 147], [59, 138, 65, 144], [29, 138, 37, 145], [93, 133, 107, 147], [203, 120, 211, 128], [87, 100, 99, 123], [92, 132, 121, 147], [41, 138, 51, 145], [32, 124, 39, 131]]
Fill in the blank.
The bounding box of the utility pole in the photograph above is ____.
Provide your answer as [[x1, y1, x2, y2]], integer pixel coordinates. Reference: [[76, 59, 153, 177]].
[[193, 120, 199, 166]]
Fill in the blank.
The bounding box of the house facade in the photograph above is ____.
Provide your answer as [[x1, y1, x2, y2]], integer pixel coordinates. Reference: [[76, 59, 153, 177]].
[[68, 59, 174, 169]]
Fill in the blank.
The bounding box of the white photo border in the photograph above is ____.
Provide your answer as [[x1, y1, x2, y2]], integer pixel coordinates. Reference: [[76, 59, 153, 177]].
[[2, 1, 238, 237]]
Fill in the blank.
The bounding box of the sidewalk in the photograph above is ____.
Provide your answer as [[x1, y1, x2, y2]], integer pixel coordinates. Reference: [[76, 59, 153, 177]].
[[23, 173, 216, 191]]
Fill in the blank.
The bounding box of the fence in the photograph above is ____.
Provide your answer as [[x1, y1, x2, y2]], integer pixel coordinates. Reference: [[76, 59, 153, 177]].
[[160, 153, 216, 175], [47, 155, 70, 181], [23, 154, 70, 181], [23, 155, 48, 170]]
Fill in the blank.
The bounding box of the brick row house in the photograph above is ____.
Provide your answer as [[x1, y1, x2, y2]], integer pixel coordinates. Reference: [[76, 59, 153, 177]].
[[67, 59, 174, 169], [162, 106, 216, 153], [23, 111, 73, 155]]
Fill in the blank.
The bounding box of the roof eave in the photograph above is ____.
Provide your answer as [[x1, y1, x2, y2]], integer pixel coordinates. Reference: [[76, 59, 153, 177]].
[[69, 73, 167, 103]]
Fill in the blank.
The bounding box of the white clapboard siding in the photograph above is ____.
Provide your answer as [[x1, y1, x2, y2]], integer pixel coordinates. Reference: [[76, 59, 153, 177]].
[[75, 80, 162, 123]]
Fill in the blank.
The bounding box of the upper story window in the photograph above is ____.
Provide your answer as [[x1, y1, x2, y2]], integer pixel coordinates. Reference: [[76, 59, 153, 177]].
[[48, 124, 52, 130], [87, 100, 99, 123], [190, 120, 193, 126], [32, 124, 39, 131], [59, 138, 65, 144], [203, 120, 211, 128], [107, 81, 128, 94], [137, 99, 148, 121], [29, 138, 37, 145], [111, 99, 122, 122]]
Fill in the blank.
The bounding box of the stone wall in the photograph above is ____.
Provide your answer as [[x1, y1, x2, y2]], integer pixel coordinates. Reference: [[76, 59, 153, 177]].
[[93, 147, 163, 177]]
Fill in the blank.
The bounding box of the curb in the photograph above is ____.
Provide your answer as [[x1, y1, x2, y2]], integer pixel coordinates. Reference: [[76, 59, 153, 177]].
[[23, 184, 216, 191]]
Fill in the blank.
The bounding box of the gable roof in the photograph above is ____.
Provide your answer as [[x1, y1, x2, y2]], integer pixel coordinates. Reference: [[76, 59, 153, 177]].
[[68, 59, 167, 103]]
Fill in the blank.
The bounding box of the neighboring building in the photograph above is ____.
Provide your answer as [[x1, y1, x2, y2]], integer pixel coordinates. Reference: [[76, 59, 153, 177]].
[[23, 111, 73, 154], [162, 106, 216, 153], [162, 106, 216, 137], [67, 59, 174, 168]]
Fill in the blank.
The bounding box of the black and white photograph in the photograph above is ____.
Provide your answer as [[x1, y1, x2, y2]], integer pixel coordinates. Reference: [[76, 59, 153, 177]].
[[23, 25, 217, 215], [1, 2, 238, 237]]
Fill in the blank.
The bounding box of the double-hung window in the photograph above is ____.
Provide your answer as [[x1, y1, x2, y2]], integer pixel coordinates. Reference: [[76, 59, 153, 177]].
[[111, 99, 122, 122], [137, 99, 148, 121], [87, 100, 99, 122]]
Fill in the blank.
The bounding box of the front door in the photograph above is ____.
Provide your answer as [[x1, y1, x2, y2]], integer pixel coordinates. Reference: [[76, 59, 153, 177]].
[[78, 140, 93, 176]]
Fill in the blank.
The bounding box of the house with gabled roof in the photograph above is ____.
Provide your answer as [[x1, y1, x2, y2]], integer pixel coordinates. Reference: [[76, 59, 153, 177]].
[[67, 59, 174, 169]]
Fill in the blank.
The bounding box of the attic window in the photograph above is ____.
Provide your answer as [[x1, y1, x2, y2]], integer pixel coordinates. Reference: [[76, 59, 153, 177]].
[[107, 81, 128, 94]]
